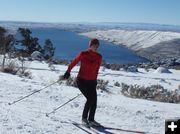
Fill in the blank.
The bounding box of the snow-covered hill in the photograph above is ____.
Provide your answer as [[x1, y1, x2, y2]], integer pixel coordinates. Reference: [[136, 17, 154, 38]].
[[0, 60, 180, 134], [80, 30, 180, 61], [80, 30, 180, 50]]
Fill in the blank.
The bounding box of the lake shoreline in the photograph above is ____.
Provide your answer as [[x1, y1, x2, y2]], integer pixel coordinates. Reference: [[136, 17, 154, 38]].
[[30, 28, 148, 64], [80, 30, 180, 62]]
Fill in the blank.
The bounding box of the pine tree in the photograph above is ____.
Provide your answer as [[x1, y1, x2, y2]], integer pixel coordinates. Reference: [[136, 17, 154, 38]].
[[17, 28, 41, 55], [0, 27, 15, 69], [43, 39, 55, 60], [0, 27, 7, 53]]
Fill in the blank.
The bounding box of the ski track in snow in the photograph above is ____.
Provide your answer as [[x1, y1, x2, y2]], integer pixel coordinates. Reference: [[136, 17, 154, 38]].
[[0, 61, 180, 134]]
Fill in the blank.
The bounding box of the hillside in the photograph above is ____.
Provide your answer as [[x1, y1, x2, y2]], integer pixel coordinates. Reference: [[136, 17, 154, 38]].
[[0, 60, 180, 134], [80, 30, 180, 61]]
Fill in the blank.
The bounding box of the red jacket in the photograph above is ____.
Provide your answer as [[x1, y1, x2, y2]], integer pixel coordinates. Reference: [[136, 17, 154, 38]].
[[67, 49, 102, 80]]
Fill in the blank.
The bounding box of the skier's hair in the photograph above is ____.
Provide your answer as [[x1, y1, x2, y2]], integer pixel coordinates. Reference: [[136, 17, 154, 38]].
[[89, 38, 99, 47]]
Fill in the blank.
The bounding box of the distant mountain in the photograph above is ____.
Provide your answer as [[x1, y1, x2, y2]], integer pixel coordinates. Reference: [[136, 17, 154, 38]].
[[91, 22, 180, 32], [1, 21, 180, 33]]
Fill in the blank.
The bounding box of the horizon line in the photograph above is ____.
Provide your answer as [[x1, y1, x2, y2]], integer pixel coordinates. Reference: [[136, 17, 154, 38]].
[[0, 20, 180, 27]]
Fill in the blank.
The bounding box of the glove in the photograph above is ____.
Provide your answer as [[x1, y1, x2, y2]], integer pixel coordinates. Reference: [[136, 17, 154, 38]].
[[63, 71, 70, 79]]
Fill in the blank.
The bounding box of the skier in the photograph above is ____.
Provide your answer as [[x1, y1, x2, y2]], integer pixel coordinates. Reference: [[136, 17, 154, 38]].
[[63, 38, 102, 127]]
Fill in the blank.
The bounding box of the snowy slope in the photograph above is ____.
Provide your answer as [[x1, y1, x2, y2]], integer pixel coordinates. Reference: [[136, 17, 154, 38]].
[[0, 61, 180, 134], [80, 30, 180, 50]]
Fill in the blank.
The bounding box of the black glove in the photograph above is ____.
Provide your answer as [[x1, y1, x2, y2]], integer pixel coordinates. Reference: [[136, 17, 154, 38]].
[[63, 71, 70, 79]]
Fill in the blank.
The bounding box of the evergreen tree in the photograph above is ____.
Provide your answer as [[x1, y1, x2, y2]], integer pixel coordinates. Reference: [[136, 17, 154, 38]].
[[0, 27, 15, 69], [4, 34, 16, 54], [29, 37, 41, 53], [0, 27, 6, 36], [17, 28, 41, 55], [43, 39, 55, 60], [0, 27, 7, 53]]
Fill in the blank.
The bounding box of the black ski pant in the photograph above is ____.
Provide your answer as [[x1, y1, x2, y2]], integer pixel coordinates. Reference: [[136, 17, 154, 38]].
[[77, 77, 97, 121]]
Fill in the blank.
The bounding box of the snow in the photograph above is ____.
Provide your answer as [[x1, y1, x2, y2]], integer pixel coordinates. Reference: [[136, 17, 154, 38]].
[[0, 61, 180, 134], [31, 51, 44, 61], [153, 67, 172, 74], [80, 30, 180, 50]]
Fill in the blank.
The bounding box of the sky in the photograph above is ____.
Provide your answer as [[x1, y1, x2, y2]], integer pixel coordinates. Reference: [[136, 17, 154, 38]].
[[0, 0, 180, 25]]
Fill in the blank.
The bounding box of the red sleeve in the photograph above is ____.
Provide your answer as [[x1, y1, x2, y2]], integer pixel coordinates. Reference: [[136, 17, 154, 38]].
[[96, 56, 102, 76], [67, 52, 82, 73]]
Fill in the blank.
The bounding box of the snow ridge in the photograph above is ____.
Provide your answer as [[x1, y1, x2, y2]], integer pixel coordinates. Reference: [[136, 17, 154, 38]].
[[80, 29, 180, 50]]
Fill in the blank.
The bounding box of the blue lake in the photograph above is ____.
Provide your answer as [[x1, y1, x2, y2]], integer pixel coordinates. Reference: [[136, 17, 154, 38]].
[[31, 28, 148, 64]]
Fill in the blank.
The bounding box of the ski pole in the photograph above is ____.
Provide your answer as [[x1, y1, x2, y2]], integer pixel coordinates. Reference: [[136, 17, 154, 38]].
[[46, 93, 82, 117], [8, 80, 60, 105]]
